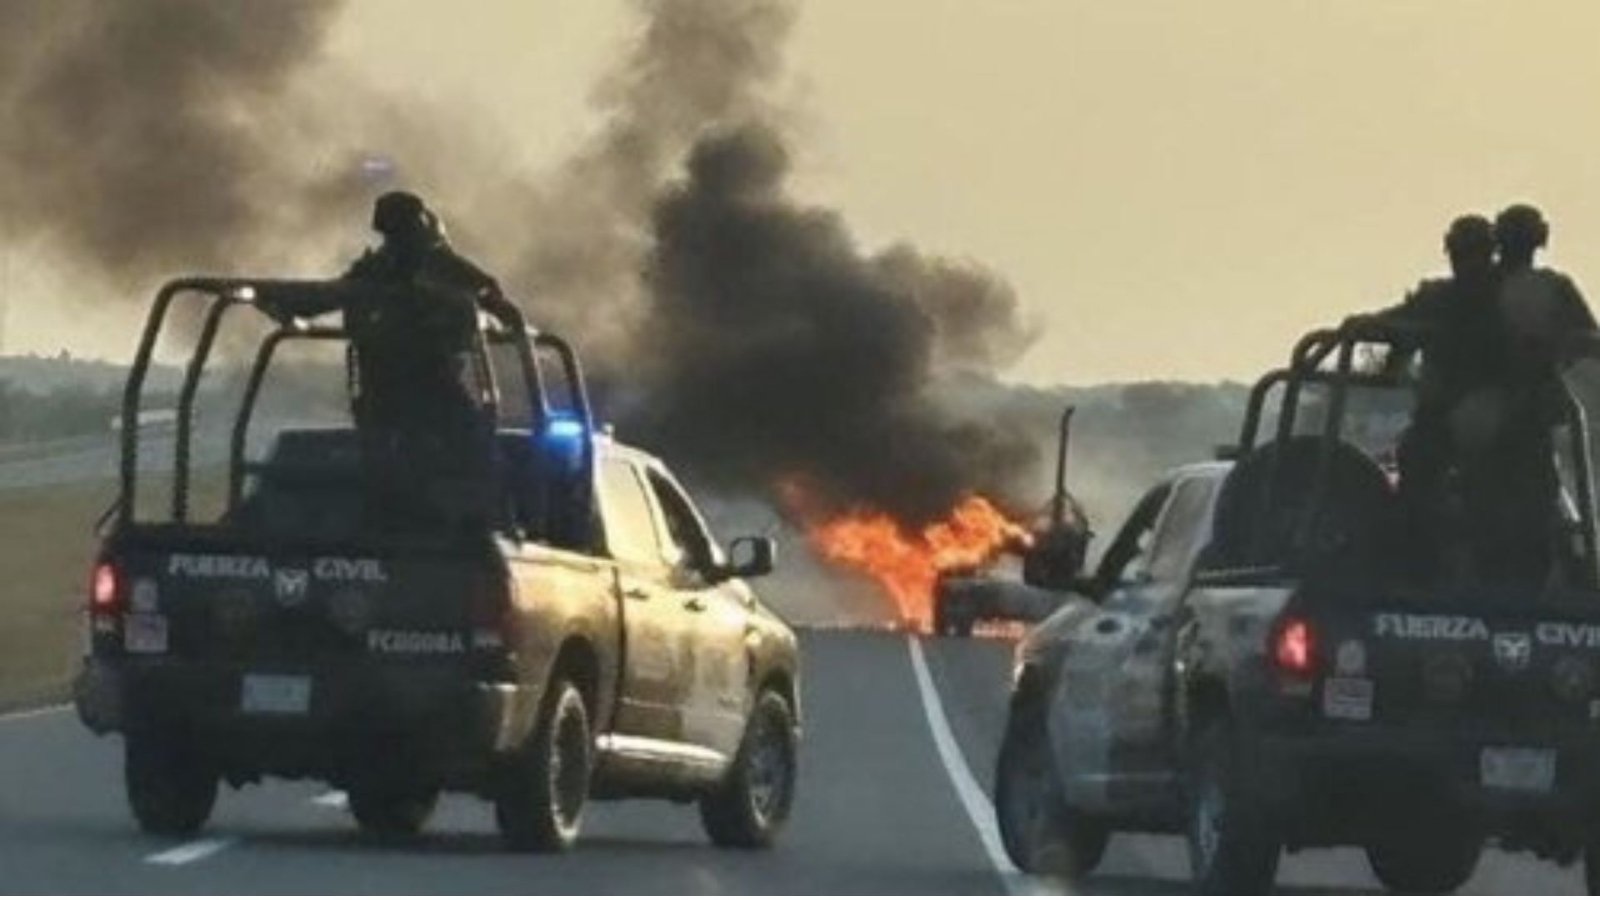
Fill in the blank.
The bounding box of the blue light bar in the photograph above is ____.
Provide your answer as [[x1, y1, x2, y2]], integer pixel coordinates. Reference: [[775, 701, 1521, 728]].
[[543, 415, 587, 442]]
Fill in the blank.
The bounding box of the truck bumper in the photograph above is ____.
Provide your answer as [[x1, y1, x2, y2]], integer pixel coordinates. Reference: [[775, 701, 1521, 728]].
[[74, 658, 538, 788], [1257, 727, 1600, 848]]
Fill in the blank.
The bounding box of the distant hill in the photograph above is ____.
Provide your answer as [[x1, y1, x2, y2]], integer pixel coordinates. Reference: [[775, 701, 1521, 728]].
[[0, 353, 1263, 531], [0, 355, 188, 444], [0, 354, 192, 393], [0, 354, 130, 393], [935, 373, 1254, 531]]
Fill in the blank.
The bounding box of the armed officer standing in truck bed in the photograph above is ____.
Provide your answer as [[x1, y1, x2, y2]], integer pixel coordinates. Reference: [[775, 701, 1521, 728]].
[[263, 191, 522, 529], [1352, 214, 1504, 580], [1474, 204, 1598, 585], [1355, 206, 1598, 587]]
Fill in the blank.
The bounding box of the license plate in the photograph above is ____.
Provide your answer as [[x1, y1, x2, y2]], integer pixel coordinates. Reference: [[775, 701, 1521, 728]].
[[1322, 676, 1374, 721], [123, 613, 168, 654], [1481, 747, 1556, 792], [240, 674, 311, 715]]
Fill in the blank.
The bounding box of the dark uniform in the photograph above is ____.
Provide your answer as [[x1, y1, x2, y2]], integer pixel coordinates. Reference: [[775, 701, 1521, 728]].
[[1469, 205, 1599, 586], [267, 192, 519, 530], [1360, 215, 1502, 581]]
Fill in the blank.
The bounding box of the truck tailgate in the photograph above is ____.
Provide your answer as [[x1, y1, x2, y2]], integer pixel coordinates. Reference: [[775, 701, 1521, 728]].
[[1309, 595, 1600, 733], [103, 532, 505, 668]]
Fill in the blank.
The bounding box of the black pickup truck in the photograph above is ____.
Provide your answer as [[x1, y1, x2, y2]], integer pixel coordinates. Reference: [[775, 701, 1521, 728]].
[[995, 322, 1600, 892], [74, 278, 801, 853]]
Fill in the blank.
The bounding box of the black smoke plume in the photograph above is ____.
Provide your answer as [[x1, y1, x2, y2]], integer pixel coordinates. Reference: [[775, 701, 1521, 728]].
[[0, 0, 358, 286], [0, 0, 1042, 525], [487, 0, 797, 363], [621, 124, 1038, 523]]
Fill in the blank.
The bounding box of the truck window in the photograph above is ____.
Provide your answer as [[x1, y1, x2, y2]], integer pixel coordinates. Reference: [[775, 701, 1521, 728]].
[[1096, 484, 1171, 587], [597, 459, 663, 566], [1147, 477, 1217, 583], [645, 470, 719, 572]]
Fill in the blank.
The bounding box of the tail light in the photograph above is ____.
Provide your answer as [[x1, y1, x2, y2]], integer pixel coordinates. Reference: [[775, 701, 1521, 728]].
[[470, 576, 513, 654], [1271, 616, 1317, 677], [90, 561, 121, 613]]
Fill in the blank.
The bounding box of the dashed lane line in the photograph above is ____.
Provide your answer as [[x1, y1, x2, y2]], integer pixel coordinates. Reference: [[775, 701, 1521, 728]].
[[0, 704, 69, 724], [311, 790, 348, 809], [145, 837, 238, 866], [906, 636, 1055, 896]]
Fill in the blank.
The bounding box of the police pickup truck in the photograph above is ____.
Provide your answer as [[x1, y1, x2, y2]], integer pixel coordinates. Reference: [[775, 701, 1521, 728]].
[[74, 279, 801, 852], [995, 322, 1600, 892]]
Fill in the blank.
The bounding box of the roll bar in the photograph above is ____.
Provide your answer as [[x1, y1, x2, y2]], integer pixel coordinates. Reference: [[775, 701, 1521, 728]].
[[118, 277, 593, 529], [1230, 318, 1600, 588]]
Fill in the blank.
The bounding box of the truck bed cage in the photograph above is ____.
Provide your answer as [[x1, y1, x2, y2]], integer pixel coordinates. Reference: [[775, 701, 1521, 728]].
[[116, 278, 593, 530], [1231, 319, 1600, 590]]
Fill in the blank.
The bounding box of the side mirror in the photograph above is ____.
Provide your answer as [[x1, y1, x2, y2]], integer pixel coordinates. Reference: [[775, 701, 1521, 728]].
[[719, 535, 776, 580]]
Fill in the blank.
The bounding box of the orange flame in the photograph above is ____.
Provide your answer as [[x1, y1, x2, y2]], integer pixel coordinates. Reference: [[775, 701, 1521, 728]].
[[798, 494, 1031, 631]]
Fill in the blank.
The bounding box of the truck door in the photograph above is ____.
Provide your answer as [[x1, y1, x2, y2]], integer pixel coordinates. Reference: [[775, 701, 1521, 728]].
[[1053, 473, 1220, 808], [641, 467, 750, 758], [595, 457, 684, 739]]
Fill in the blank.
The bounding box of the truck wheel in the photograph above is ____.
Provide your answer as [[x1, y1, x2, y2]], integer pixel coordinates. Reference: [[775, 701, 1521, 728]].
[[1185, 721, 1279, 894], [495, 677, 592, 852], [1365, 826, 1480, 893], [994, 704, 1108, 877], [347, 782, 439, 842], [124, 733, 217, 837], [700, 690, 797, 849]]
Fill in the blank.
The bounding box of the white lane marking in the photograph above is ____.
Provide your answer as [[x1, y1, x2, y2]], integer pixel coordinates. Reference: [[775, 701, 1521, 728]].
[[145, 837, 238, 866], [0, 703, 69, 724], [311, 790, 347, 809], [907, 636, 1054, 896]]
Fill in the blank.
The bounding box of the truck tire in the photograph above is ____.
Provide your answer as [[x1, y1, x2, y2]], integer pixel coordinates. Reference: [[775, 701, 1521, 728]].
[[1185, 720, 1279, 894], [994, 703, 1108, 877], [1365, 825, 1480, 893], [495, 677, 592, 852], [700, 689, 797, 849], [347, 782, 439, 842], [124, 732, 217, 837]]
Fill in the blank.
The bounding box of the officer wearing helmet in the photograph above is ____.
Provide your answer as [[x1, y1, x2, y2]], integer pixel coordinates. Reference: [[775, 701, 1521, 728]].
[[1361, 214, 1505, 406], [1493, 203, 1595, 379], [1468, 204, 1598, 585], [264, 192, 519, 529], [1352, 214, 1505, 580]]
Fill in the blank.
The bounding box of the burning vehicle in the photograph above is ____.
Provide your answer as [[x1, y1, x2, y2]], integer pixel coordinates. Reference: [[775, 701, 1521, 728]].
[[794, 491, 1032, 632], [931, 406, 1092, 637], [994, 319, 1600, 893], [73, 278, 801, 852]]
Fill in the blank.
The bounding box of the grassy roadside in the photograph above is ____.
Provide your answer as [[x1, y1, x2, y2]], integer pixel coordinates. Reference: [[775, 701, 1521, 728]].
[[0, 479, 114, 710], [0, 472, 227, 711]]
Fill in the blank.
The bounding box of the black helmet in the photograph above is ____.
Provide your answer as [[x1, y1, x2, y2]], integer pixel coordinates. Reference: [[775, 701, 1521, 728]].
[[1494, 203, 1549, 253], [371, 190, 431, 238], [1443, 214, 1494, 258]]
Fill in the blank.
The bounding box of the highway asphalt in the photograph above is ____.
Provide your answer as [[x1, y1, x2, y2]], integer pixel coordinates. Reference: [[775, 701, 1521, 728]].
[[0, 631, 1587, 894]]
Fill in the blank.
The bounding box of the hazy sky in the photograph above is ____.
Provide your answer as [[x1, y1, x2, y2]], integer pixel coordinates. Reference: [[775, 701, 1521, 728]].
[[14, 1, 1600, 384]]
